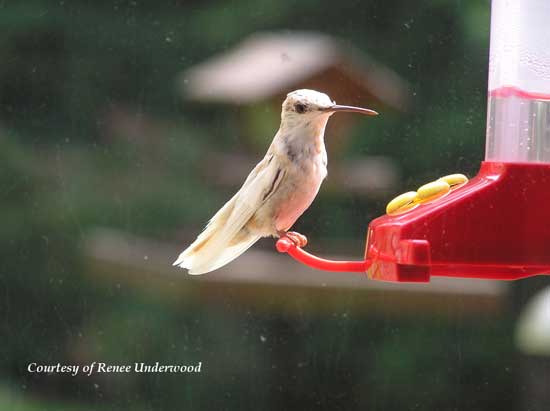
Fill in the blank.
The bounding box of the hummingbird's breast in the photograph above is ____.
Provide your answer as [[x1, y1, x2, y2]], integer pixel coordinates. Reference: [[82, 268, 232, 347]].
[[272, 144, 327, 232]]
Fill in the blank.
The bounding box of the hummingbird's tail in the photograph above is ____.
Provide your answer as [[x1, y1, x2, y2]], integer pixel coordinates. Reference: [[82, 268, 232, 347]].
[[173, 229, 260, 275], [173, 192, 262, 274]]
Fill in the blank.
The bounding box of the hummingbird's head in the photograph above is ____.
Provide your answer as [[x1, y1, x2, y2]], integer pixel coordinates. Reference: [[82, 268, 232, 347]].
[[281, 89, 378, 129]]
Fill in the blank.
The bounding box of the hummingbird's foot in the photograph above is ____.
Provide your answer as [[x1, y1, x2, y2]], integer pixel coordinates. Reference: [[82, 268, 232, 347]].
[[284, 231, 308, 248]]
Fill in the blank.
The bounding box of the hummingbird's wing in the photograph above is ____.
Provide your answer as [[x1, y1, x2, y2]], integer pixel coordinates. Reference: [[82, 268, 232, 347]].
[[174, 152, 286, 274]]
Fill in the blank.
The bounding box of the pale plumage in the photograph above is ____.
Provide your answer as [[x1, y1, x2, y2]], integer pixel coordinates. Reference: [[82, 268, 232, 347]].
[[174, 89, 377, 274]]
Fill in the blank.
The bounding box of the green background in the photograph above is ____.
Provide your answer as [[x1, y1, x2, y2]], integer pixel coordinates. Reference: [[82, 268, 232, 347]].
[[0, 1, 538, 410]]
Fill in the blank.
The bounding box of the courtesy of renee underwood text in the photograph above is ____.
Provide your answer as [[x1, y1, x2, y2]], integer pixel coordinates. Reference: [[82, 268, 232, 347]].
[[27, 362, 202, 377]]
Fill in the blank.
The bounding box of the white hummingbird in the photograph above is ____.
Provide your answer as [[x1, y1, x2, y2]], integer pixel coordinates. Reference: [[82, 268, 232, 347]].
[[174, 89, 378, 274]]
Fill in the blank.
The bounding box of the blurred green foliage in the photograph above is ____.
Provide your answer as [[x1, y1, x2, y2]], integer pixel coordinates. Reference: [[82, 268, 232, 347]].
[[0, 0, 520, 410]]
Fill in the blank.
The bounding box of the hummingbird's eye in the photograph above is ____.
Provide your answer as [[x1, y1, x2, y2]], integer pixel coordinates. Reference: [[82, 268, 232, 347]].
[[294, 103, 307, 114]]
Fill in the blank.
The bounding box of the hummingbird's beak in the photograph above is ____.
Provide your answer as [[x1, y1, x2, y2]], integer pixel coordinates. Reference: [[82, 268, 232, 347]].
[[324, 105, 379, 116]]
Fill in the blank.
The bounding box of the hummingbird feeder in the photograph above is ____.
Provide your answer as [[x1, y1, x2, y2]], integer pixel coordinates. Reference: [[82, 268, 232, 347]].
[[276, 0, 550, 282]]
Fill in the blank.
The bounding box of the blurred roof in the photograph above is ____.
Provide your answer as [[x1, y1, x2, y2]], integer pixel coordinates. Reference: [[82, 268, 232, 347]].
[[179, 31, 409, 109]]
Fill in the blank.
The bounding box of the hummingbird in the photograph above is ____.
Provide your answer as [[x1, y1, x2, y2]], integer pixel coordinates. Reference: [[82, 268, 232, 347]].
[[174, 89, 378, 274]]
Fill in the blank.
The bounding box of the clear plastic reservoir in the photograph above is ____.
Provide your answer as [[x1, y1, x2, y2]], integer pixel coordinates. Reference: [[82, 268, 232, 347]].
[[485, 0, 550, 162]]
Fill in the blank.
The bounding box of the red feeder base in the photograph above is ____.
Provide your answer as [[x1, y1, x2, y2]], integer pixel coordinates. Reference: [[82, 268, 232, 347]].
[[276, 162, 550, 282]]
